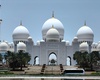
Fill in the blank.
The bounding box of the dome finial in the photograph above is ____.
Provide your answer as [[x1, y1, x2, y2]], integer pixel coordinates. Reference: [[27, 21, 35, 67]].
[[51, 25, 54, 28], [84, 20, 86, 26], [52, 11, 54, 18], [20, 20, 22, 25]]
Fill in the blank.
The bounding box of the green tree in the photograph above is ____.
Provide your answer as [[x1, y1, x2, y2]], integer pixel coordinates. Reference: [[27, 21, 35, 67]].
[[0, 54, 2, 61], [17, 50, 23, 70], [73, 51, 89, 69], [73, 51, 81, 65], [22, 52, 31, 67], [17, 50, 31, 70], [5, 51, 17, 70], [88, 51, 100, 70]]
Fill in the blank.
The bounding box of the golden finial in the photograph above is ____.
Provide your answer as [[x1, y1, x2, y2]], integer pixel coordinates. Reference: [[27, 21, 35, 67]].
[[84, 20, 86, 26], [51, 25, 54, 28], [52, 11, 54, 18], [20, 20, 22, 25]]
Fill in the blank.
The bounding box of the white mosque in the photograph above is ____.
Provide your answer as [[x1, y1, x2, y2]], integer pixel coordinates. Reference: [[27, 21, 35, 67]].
[[0, 14, 99, 66]]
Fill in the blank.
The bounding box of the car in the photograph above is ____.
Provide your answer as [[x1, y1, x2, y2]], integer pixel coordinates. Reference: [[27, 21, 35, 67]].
[[62, 69, 85, 75]]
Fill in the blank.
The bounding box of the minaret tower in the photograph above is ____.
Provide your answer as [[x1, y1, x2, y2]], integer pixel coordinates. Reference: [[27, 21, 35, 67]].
[[0, 0, 2, 42]]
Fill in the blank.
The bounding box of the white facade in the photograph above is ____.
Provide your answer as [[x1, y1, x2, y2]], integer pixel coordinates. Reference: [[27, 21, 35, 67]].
[[0, 15, 99, 66]]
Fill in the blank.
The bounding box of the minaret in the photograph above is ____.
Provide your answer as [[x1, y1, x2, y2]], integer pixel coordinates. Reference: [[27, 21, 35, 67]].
[[0, 2, 2, 42]]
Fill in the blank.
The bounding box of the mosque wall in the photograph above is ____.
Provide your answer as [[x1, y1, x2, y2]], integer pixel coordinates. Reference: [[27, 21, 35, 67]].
[[72, 42, 79, 65], [58, 42, 66, 65], [66, 46, 74, 65], [27, 41, 34, 64], [39, 42, 47, 65], [37, 42, 67, 65], [32, 46, 40, 65]]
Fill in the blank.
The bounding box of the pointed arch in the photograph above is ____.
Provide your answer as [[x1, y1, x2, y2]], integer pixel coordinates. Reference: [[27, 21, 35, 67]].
[[66, 56, 71, 66], [48, 52, 57, 65], [34, 56, 39, 65]]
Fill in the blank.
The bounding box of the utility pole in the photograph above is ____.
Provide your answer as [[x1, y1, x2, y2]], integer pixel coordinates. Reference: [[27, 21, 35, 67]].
[[0, 0, 2, 42]]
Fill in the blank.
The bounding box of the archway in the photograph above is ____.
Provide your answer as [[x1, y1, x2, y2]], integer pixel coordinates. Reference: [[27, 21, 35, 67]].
[[48, 52, 57, 65], [34, 56, 39, 65], [66, 56, 71, 66]]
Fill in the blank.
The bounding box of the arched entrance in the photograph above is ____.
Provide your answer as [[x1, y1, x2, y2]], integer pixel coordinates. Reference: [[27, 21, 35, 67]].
[[34, 56, 39, 65], [66, 56, 71, 66], [48, 52, 57, 65]]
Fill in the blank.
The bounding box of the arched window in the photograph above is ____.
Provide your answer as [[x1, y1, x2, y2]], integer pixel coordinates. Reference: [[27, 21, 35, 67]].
[[34, 56, 39, 65], [66, 56, 71, 66]]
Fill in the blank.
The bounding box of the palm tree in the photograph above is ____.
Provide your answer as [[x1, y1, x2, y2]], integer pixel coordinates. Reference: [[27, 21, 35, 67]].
[[17, 50, 23, 70], [0, 54, 2, 66], [0, 54, 2, 61], [5, 51, 17, 70], [4, 50, 31, 71], [17, 50, 31, 70], [22, 52, 31, 67]]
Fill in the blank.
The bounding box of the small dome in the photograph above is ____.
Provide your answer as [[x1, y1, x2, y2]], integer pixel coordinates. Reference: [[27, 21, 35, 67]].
[[28, 36, 33, 41], [46, 26, 60, 41], [77, 24, 94, 42], [12, 25, 30, 41], [40, 40, 45, 42], [98, 41, 100, 44], [37, 41, 40, 45], [79, 42, 89, 52], [42, 17, 64, 40], [95, 43, 98, 46], [73, 37, 78, 42], [91, 42, 95, 47], [10, 42, 14, 48], [0, 42, 9, 51], [97, 43, 100, 51], [17, 42, 26, 51], [62, 40, 66, 42], [66, 41, 70, 46], [28, 36, 32, 40], [74, 37, 78, 40]]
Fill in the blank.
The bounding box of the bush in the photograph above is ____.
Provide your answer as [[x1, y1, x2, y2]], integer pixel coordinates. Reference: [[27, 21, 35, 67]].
[[0, 71, 13, 75], [91, 72, 100, 76]]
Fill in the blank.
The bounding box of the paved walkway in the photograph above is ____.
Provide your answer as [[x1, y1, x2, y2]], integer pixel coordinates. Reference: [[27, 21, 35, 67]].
[[0, 76, 100, 79]]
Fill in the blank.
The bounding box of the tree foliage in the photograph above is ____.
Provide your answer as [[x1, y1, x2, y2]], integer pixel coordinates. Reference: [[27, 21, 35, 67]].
[[73, 51, 89, 69], [0, 54, 2, 61], [17, 50, 31, 70], [4, 50, 31, 71], [73, 51, 100, 70]]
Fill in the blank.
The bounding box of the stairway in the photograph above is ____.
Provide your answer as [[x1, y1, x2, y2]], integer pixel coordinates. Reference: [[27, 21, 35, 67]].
[[44, 65, 61, 74], [60, 64, 64, 72], [41, 64, 46, 74], [25, 65, 42, 74]]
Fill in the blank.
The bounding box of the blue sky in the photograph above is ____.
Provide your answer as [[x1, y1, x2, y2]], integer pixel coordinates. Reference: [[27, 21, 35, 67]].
[[0, 0, 100, 44]]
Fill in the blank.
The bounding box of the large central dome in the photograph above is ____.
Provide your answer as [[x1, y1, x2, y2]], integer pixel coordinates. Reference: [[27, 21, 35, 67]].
[[42, 16, 64, 40]]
